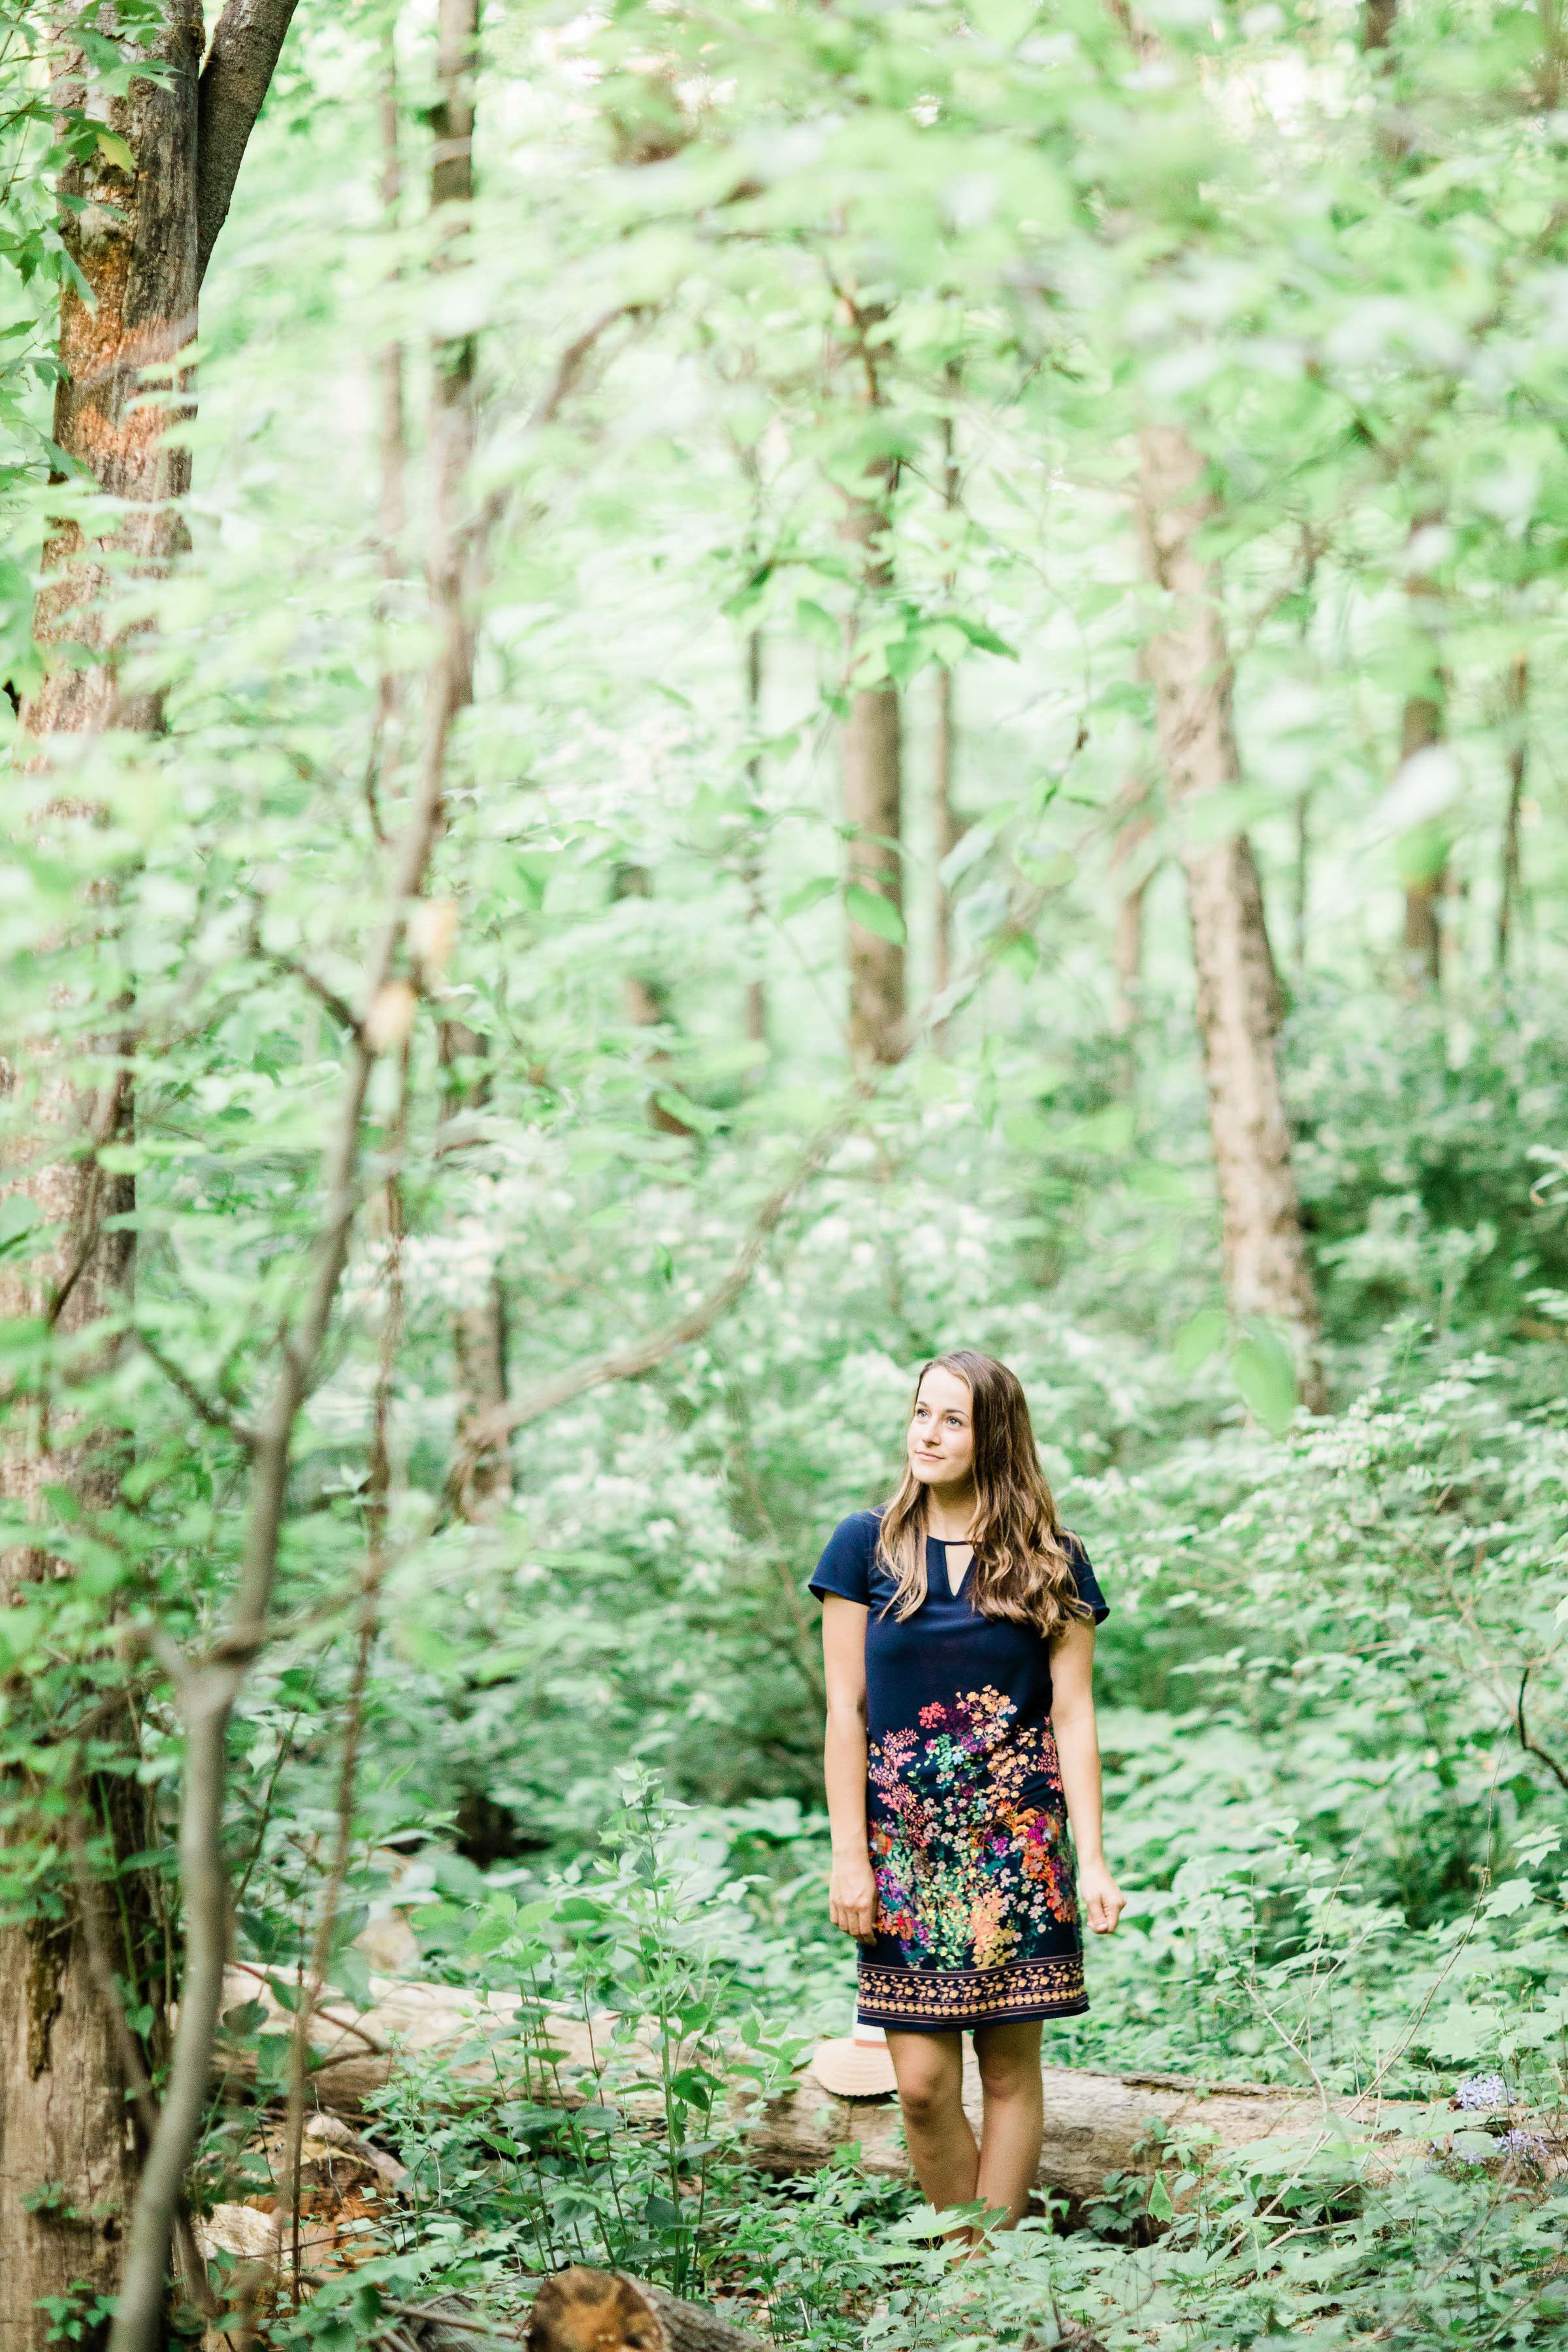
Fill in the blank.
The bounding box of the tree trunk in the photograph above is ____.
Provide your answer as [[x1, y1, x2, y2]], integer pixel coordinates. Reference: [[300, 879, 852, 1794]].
[[1496, 651, 1526, 973], [1, 12, 297, 2342], [0, 13, 202, 2344], [369, 20, 406, 807], [742, 628, 768, 1051], [840, 470, 905, 1065], [836, 309, 905, 1066], [1290, 789, 1312, 974], [1396, 554, 1446, 992], [613, 865, 695, 1138], [429, 0, 512, 1518], [842, 623, 904, 1066], [1112, 867, 1149, 1041], [1134, 423, 1324, 1413], [932, 406, 962, 1009], [932, 664, 959, 998], [1109, 760, 1155, 1043]]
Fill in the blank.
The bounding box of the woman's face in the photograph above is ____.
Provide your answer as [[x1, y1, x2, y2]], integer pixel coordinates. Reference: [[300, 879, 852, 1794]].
[[907, 1365, 975, 1490]]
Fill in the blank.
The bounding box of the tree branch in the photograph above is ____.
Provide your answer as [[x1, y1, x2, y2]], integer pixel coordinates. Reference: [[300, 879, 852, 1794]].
[[195, 0, 302, 287], [455, 1076, 874, 1484], [106, 422, 469, 2352], [1516, 1665, 1568, 1793], [61, 1803, 220, 2319], [266, 949, 366, 1045], [135, 1327, 257, 1451]]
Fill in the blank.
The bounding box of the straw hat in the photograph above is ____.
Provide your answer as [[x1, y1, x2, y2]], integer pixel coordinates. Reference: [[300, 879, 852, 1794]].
[[808, 2017, 898, 2099]]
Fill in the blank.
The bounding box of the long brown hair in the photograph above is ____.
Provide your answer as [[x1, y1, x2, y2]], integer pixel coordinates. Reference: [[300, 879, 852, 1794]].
[[876, 1350, 1090, 1641]]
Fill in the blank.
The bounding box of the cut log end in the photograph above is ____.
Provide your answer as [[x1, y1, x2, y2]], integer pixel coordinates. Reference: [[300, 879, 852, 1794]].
[[524, 2268, 764, 2352]]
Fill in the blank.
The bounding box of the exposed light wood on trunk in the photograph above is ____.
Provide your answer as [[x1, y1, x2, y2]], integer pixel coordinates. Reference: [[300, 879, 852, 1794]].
[[1134, 424, 1325, 1413]]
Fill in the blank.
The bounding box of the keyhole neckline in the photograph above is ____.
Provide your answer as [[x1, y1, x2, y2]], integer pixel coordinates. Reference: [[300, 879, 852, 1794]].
[[928, 1533, 975, 1597]]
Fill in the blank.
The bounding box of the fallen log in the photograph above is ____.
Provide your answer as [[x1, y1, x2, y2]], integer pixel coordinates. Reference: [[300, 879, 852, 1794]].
[[220, 1970, 1535, 2210]]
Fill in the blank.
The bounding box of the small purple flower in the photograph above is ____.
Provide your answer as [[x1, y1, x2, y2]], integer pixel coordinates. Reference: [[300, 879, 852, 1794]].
[[1453, 2072, 1510, 2112], [1496, 2127, 1548, 2171]]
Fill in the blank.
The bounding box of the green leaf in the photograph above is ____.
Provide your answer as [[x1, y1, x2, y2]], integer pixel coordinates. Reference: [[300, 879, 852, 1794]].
[[1149, 2174, 1175, 2221], [794, 598, 840, 649], [779, 875, 838, 921], [843, 883, 906, 944], [994, 930, 1038, 980], [954, 617, 1019, 660], [1174, 1307, 1229, 1376], [398, 1624, 463, 1676], [1231, 1323, 1299, 1434], [93, 127, 137, 173]]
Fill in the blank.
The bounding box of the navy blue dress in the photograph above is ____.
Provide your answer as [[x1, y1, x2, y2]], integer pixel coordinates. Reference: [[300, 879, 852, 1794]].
[[810, 1510, 1109, 2033]]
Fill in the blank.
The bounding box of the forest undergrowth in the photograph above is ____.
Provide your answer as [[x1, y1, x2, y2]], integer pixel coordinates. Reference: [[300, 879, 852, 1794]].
[[192, 1016, 1568, 2352], [3, 0, 1568, 2345]]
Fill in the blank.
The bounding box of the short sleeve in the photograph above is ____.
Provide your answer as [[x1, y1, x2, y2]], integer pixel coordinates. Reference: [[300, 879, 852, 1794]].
[[808, 1511, 879, 1606], [1064, 1532, 1109, 1624]]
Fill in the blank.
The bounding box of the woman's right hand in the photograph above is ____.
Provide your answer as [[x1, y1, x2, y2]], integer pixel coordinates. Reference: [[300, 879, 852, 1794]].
[[828, 1854, 878, 1941]]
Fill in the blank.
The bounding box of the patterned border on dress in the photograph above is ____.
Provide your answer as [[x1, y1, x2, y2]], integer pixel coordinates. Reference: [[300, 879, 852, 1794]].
[[856, 1953, 1086, 2024]]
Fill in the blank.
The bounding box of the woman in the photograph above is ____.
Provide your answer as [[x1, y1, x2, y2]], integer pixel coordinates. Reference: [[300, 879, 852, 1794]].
[[810, 1350, 1124, 2229]]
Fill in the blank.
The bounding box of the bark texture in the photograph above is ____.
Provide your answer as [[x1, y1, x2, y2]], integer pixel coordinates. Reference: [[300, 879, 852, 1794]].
[[0, 13, 204, 2341], [3, 12, 297, 2342], [1134, 424, 1324, 1411], [0, 1050, 144, 2352], [27, 2, 203, 741]]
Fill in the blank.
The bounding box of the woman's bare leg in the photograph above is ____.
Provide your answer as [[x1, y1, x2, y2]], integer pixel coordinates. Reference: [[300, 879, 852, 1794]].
[[973, 2019, 1045, 2227], [885, 2029, 977, 2213]]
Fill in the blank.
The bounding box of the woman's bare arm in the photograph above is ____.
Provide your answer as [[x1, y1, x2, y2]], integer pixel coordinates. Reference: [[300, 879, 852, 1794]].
[[821, 1595, 876, 1940], [1050, 1618, 1124, 1935]]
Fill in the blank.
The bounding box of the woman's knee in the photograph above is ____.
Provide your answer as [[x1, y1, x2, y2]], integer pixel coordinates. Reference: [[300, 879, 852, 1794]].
[[890, 2037, 962, 2129], [975, 2024, 1043, 2101], [898, 2070, 960, 2129]]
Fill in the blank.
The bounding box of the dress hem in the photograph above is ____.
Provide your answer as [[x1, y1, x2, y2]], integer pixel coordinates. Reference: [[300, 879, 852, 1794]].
[[856, 1952, 1087, 2030], [856, 1997, 1088, 2034]]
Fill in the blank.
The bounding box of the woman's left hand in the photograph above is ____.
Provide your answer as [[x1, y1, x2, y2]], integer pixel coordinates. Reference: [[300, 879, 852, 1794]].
[[1079, 1859, 1125, 1935]]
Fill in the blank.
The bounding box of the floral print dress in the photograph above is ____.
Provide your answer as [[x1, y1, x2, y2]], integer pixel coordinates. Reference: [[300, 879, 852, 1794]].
[[810, 1510, 1109, 2033]]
